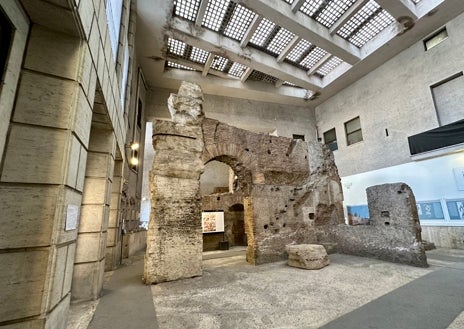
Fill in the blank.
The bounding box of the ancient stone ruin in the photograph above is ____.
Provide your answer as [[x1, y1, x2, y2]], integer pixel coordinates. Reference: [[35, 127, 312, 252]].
[[332, 183, 427, 267], [144, 82, 427, 284]]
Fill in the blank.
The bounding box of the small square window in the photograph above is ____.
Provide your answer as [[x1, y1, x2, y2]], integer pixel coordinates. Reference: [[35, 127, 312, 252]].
[[424, 27, 448, 50], [323, 128, 338, 151], [292, 134, 305, 141], [345, 117, 363, 145]]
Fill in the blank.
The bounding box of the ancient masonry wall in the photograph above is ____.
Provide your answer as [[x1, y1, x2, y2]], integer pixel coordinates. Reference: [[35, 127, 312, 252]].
[[333, 183, 427, 267]]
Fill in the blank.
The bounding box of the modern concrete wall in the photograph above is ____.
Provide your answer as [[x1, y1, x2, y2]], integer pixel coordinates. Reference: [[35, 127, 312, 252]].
[[316, 12, 464, 248], [200, 160, 231, 196], [147, 87, 317, 140], [316, 12, 464, 177]]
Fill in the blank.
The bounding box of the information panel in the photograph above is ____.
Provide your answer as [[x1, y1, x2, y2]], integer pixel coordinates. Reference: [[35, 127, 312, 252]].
[[201, 211, 224, 233]]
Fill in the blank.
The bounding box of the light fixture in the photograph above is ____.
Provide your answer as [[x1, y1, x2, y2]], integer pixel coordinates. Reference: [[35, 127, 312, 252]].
[[130, 142, 140, 150], [130, 156, 139, 166]]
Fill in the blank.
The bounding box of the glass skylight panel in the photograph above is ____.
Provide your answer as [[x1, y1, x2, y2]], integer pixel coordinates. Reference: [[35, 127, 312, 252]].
[[316, 56, 342, 76], [285, 39, 312, 63], [267, 28, 295, 55], [167, 38, 187, 57], [316, 0, 357, 28], [173, 0, 201, 22], [299, 0, 325, 17], [411, 0, 422, 3], [167, 61, 196, 71], [283, 81, 296, 86], [349, 8, 394, 47], [211, 55, 229, 71], [337, 0, 378, 39], [300, 47, 327, 69], [223, 4, 256, 41], [228, 62, 248, 78], [202, 0, 230, 31], [190, 47, 209, 64], [250, 18, 276, 47], [283, 0, 295, 4]]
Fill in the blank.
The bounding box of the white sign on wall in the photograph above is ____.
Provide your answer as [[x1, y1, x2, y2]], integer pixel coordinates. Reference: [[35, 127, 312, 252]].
[[65, 204, 79, 231]]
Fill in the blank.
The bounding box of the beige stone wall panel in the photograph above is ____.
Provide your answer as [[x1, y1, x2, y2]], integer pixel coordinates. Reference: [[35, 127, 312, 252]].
[[0, 250, 49, 321]]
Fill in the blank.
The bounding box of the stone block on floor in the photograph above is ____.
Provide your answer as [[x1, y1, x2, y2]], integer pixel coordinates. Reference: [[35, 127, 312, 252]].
[[286, 244, 330, 270]]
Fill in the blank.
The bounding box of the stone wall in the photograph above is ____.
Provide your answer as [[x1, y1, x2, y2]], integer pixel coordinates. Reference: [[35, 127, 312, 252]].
[[332, 183, 427, 267]]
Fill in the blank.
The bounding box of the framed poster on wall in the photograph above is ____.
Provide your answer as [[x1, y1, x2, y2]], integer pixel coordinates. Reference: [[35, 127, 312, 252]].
[[446, 199, 464, 220], [416, 201, 444, 220], [201, 211, 225, 233]]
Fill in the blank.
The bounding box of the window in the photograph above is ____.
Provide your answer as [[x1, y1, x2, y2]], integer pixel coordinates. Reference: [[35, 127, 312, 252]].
[[137, 98, 142, 129], [345, 117, 363, 145], [424, 27, 448, 50], [0, 8, 13, 82], [292, 134, 305, 141], [323, 128, 338, 151], [106, 0, 123, 60]]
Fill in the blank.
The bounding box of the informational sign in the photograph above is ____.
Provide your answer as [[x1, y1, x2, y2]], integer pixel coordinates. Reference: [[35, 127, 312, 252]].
[[416, 201, 444, 220], [65, 204, 79, 231], [201, 211, 224, 233]]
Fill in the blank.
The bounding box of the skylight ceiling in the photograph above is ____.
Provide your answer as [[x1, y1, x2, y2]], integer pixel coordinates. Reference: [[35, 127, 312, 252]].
[[161, 0, 461, 102]]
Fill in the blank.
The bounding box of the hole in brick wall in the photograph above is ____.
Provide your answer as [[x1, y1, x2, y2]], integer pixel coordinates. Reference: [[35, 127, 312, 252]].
[[309, 213, 315, 219], [217, 196, 221, 201], [283, 223, 286, 227], [305, 156, 307, 159], [381, 211, 390, 217], [397, 190, 402, 194], [274, 228, 280, 233], [267, 150, 271, 154], [385, 221, 390, 225], [264, 224, 269, 229], [286, 153, 289, 156], [245, 148, 249, 151], [285, 205, 288, 207]]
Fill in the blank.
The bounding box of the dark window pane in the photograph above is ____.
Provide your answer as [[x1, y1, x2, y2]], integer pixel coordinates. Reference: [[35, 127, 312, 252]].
[[347, 129, 363, 145]]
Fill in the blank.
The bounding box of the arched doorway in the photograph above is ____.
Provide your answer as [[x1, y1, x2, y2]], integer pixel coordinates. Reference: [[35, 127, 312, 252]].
[[200, 160, 248, 252]]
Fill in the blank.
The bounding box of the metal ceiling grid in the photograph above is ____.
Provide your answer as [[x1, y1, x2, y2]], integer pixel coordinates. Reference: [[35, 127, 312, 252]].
[[300, 47, 328, 69], [349, 9, 394, 47], [285, 38, 312, 63], [223, 4, 256, 41], [300, 0, 326, 17], [167, 38, 187, 57], [316, 56, 342, 76], [336, 0, 394, 47], [248, 70, 278, 84], [316, 0, 357, 28], [211, 55, 229, 71], [250, 18, 277, 47], [202, 0, 231, 31], [166, 61, 196, 70], [228, 62, 248, 78], [283, 0, 295, 4], [267, 28, 295, 55], [411, 0, 422, 3], [173, 0, 201, 21], [190, 46, 210, 64]]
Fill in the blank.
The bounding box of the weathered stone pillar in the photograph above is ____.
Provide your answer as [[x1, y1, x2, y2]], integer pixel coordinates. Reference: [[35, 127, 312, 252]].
[[144, 82, 205, 283]]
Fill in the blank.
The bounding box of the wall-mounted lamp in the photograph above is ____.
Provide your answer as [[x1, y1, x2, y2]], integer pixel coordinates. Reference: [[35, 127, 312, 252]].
[[129, 141, 139, 170]]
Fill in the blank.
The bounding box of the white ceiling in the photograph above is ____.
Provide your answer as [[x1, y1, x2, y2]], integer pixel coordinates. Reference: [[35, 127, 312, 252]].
[[136, 0, 464, 108]]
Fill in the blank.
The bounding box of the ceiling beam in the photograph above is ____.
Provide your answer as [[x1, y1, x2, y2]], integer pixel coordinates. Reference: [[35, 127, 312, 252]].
[[291, 0, 306, 13], [235, 0, 361, 64], [329, 0, 370, 36], [202, 53, 214, 76], [240, 15, 262, 47], [307, 53, 332, 76], [375, 0, 418, 20], [241, 67, 253, 82], [167, 56, 239, 80], [158, 69, 310, 104], [169, 17, 323, 91], [277, 35, 300, 63], [195, 0, 209, 27]]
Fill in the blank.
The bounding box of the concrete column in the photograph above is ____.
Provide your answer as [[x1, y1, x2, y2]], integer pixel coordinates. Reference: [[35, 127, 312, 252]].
[[72, 127, 116, 301], [0, 25, 92, 328]]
